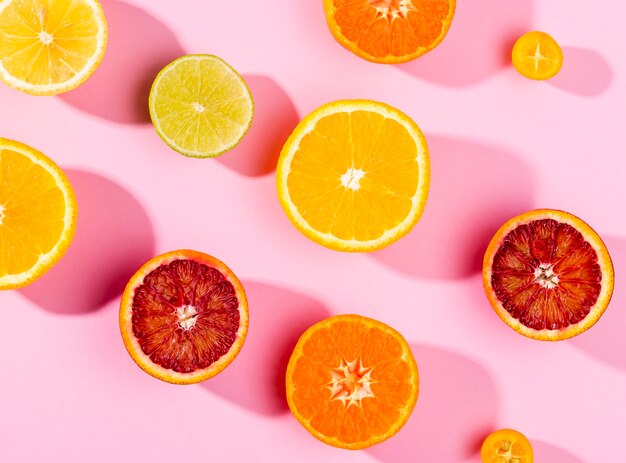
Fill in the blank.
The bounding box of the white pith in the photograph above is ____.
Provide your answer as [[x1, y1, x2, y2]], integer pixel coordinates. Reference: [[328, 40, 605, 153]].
[[340, 167, 365, 191]]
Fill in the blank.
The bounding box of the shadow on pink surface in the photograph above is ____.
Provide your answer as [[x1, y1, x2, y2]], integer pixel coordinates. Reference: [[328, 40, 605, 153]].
[[218, 76, 298, 177], [571, 236, 625, 371], [20, 170, 155, 314], [397, 0, 532, 86], [533, 440, 583, 463], [368, 344, 497, 462], [549, 47, 613, 97], [202, 281, 330, 415], [372, 136, 535, 279], [59, 0, 185, 124]]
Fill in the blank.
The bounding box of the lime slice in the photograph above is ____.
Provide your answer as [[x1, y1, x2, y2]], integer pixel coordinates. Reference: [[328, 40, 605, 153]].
[[149, 55, 254, 158]]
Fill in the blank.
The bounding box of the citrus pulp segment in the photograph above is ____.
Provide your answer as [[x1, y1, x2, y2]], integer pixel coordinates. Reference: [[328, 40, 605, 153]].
[[0, 138, 76, 289], [483, 209, 614, 341], [512, 31, 563, 80], [276, 100, 430, 252], [323, 0, 455, 63], [119, 250, 248, 384], [481, 429, 534, 463], [149, 55, 254, 158], [0, 0, 107, 95], [286, 314, 419, 449]]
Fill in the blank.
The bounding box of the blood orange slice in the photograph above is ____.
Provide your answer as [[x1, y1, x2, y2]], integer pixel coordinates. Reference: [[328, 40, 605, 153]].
[[120, 250, 248, 384], [483, 210, 614, 341]]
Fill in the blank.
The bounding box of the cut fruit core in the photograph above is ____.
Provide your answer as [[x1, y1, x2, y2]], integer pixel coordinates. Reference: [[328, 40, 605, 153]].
[[491, 219, 602, 331], [131, 259, 241, 374], [488, 439, 528, 463], [329, 358, 375, 407], [369, 0, 417, 20]]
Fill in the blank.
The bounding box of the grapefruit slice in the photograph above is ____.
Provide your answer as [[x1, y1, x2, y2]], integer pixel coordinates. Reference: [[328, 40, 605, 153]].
[[323, 0, 456, 63], [120, 250, 248, 384], [286, 314, 419, 449], [483, 209, 614, 341], [0, 138, 77, 289], [481, 429, 534, 463]]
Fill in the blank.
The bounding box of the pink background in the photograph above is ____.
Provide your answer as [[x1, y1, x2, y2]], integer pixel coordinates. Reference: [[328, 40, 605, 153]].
[[1, 1, 624, 461]]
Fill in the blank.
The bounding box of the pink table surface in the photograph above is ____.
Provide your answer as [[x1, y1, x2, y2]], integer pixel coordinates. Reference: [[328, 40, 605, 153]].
[[1, 1, 624, 462]]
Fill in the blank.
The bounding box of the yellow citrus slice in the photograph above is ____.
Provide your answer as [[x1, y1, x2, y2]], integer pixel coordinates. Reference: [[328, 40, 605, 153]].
[[481, 429, 534, 463], [0, 138, 77, 289], [512, 31, 563, 80], [483, 209, 614, 341], [0, 0, 107, 95], [286, 314, 419, 449], [149, 54, 254, 158], [119, 250, 249, 385], [276, 100, 430, 252]]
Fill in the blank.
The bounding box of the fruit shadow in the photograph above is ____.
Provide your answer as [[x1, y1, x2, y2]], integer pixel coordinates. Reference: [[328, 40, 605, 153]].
[[368, 344, 498, 462], [201, 281, 330, 415], [217, 75, 299, 177], [397, 0, 533, 86], [371, 136, 535, 280], [571, 236, 625, 371], [549, 47, 613, 97], [532, 440, 583, 463], [59, 0, 185, 124], [20, 169, 155, 315]]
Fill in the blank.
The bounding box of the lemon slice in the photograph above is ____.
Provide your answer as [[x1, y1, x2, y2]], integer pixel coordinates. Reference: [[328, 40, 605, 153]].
[[149, 55, 254, 158], [0, 0, 107, 95]]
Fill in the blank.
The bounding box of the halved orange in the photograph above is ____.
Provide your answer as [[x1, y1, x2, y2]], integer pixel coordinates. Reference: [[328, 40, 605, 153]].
[[0, 0, 107, 95], [276, 100, 430, 252], [512, 31, 563, 81], [481, 429, 534, 463], [0, 138, 77, 290], [286, 314, 419, 449], [483, 209, 614, 341], [323, 0, 456, 63], [119, 250, 248, 384]]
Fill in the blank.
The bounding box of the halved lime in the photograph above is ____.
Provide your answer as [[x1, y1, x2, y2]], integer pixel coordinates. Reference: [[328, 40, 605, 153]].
[[149, 55, 254, 158]]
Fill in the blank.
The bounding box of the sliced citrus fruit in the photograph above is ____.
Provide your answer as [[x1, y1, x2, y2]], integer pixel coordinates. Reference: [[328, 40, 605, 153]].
[[0, 0, 107, 95], [149, 54, 254, 158], [276, 100, 429, 252], [119, 250, 248, 384], [481, 429, 534, 463], [323, 0, 455, 64], [0, 138, 76, 290], [512, 31, 563, 80], [286, 314, 419, 449], [483, 209, 614, 341]]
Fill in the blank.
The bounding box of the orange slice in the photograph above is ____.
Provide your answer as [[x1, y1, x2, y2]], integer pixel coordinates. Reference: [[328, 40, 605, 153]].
[[512, 31, 563, 80], [119, 250, 248, 384], [0, 138, 77, 290], [481, 429, 534, 463], [286, 314, 419, 449], [323, 0, 455, 63], [0, 0, 107, 95], [483, 209, 614, 341], [276, 100, 430, 252]]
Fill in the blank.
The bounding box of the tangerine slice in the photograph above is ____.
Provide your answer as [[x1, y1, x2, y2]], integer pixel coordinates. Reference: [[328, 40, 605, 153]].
[[483, 210, 614, 341], [512, 31, 563, 80], [286, 314, 419, 449], [481, 429, 534, 463], [323, 0, 456, 63], [119, 250, 248, 384]]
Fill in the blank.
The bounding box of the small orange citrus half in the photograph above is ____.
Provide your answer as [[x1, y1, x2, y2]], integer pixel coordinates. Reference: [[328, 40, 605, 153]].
[[286, 314, 419, 449], [0, 138, 77, 290], [512, 31, 563, 81], [120, 250, 248, 384], [481, 429, 534, 463], [323, 0, 456, 63], [483, 209, 614, 341]]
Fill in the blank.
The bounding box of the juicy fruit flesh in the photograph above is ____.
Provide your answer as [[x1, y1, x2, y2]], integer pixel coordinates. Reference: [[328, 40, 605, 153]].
[[491, 219, 601, 331], [486, 439, 528, 463], [332, 0, 452, 59], [291, 320, 415, 445], [131, 259, 241, 374], [0, 148, 66, 276], [287, 110, 419, 242], [512, 32, 562, 80], [0, 0, 101, 86]]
